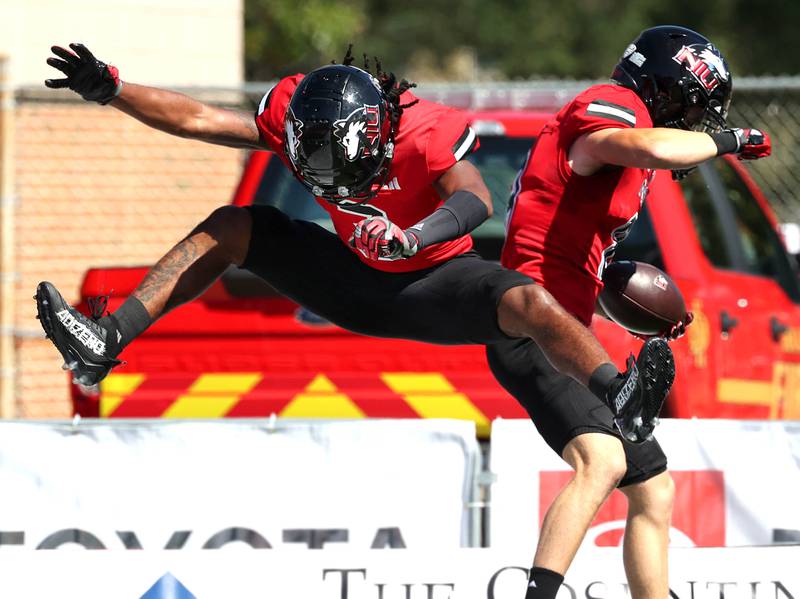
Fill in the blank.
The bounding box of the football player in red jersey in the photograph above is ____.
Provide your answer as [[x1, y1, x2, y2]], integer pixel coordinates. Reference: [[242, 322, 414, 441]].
[[36, 44, 672, 446], [487, 26, 771, 599]]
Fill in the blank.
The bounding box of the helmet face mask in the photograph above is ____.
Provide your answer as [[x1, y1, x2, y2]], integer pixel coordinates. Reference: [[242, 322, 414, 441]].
[[284, 64, 395, 203], [612, 26, 732, 133]]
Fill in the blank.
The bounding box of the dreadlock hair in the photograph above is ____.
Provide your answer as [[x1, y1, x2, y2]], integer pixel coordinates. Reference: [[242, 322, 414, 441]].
[[340, 44, 419, 131]]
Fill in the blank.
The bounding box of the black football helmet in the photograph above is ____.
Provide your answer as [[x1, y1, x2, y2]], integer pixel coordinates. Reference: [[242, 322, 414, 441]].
[[284, 64, 394, 203], [611, 26, 732, 133]]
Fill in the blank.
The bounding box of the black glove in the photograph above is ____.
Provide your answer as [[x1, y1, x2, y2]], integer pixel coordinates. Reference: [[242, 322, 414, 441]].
[[45, 43, 121, 105]]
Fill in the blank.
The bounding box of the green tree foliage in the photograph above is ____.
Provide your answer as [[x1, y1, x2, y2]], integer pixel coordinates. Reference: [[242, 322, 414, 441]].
[[645, 0, 800, 76], [244, 0, 367, 80], [471, 0, 656, 78], [244, 0, 800, 80]]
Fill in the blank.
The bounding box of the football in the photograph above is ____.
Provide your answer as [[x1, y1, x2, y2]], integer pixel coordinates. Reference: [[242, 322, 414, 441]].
[[598, 261, 686, 336]]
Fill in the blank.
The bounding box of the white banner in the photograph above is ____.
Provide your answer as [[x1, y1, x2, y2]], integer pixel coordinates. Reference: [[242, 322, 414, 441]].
[[0, 419, 480, 550], [0, 547, 795, 599], [489, 418, 800, 549]]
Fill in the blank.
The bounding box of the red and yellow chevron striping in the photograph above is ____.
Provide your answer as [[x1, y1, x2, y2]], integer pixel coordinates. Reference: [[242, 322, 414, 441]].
[[99, 371, 527, 436]]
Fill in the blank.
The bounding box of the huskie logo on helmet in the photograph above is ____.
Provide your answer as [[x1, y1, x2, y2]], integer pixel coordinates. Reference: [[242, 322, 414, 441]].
[[284, 106, 303, 163], [333, 105, 381, 162], [672, 44, 729, 92]]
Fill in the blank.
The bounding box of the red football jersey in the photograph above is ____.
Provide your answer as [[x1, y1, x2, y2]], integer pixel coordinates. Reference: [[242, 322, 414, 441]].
[[254, 75, 479, 273], [501, 84, 655, 325]]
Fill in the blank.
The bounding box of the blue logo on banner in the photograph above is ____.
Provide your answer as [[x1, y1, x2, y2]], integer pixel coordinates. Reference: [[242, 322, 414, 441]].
[[139, 573, 197, 599]]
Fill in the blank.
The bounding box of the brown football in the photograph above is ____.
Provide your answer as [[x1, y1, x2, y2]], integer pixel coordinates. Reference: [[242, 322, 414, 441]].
[[598, 261, 686, 336]]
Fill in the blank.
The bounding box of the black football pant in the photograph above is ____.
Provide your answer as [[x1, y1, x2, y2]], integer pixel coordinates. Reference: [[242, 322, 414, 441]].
[[242, 205, 531, 344], [486, 337, 668, 486]]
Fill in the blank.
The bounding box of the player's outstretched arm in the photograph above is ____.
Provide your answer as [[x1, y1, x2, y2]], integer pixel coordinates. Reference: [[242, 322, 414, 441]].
[[45, 43, 264, 150], [112, 83, 263, 149], [570, 126, 771, 175]]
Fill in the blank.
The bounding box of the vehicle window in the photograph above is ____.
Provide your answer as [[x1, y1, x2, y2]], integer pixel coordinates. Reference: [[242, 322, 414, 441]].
[[712, 160, 800, 302], [466, 137, 536, 238], [253, 157, 329, 226], [680, 166, 735, 268], [612, 203, 664, 270], [252, 137, 536, 239]]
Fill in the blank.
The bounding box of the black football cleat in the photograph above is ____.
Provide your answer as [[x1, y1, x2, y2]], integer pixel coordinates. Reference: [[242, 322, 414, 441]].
[[608, 337, 675, 444], [35, 281, 121, 387]]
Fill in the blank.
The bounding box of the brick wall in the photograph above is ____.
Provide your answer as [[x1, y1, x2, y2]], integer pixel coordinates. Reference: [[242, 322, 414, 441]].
[[14, 99, 244, 417]]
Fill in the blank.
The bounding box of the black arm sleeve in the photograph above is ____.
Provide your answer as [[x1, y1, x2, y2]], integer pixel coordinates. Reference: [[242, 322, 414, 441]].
[[406, 190, 489, 249]]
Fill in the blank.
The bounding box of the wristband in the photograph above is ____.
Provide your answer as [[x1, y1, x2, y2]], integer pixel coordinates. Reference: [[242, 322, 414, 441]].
[[406, 190, 489, 249], [708, 130, 739, 156]]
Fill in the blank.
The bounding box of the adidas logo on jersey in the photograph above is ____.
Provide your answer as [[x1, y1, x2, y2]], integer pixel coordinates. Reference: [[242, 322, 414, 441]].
[[381, 177, 402, 191], [56, 309, 106, 355]]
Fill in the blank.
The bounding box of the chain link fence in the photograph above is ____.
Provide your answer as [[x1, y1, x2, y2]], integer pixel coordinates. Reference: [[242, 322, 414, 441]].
[[24, 77, 800, 236], [729, 78, 800, 224], [241, 77, 800, 223]]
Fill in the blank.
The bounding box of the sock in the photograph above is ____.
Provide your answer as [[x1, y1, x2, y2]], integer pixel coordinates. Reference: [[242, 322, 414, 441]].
[[525, 567, 564, 599], [98, 296, 152, 357], [588, 362, 621, 401]]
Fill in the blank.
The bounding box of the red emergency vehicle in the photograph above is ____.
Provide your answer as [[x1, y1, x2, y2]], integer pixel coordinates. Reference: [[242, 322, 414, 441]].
[[73, 109, 800, 435]]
